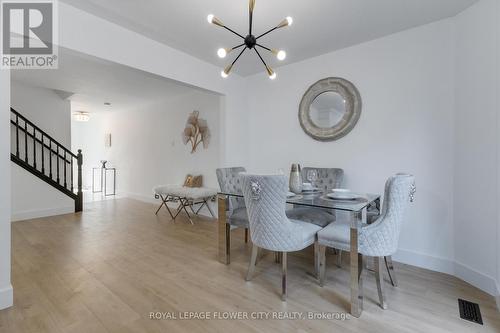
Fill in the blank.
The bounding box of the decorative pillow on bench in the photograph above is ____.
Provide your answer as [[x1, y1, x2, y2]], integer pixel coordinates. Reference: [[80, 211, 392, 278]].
[[184, 174, 203, 188]]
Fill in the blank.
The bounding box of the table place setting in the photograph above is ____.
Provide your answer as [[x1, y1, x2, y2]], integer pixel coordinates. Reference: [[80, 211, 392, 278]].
[[324, 189, 365, 201]]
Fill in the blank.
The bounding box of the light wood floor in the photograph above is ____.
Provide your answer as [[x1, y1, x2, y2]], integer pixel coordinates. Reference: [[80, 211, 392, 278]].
[[1, 198, 499, 333]]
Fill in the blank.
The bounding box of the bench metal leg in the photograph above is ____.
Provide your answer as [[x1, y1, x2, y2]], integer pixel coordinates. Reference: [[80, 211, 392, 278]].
[[155, 195, 175, 220]]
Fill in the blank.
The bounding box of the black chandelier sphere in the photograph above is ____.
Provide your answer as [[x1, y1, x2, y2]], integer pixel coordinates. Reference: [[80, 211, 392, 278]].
[[207, 0, 292, 79]]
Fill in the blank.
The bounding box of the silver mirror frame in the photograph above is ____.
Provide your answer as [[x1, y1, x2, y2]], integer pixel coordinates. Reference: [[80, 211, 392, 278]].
[[299, 77, 362, 142]]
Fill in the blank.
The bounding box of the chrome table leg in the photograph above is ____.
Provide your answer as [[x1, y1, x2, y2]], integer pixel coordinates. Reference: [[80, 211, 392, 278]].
[[350, 208, 365, 318], [217, 195, 230, 264]]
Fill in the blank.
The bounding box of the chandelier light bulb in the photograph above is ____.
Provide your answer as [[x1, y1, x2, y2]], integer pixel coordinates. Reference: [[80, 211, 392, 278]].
[[207, 14, 214, 24], [277, 50, 286, 61], [221, 64, 233, 78], [286, 16, 293, 26], [217, 48, 228, 58], [266, 65, 276, 80]]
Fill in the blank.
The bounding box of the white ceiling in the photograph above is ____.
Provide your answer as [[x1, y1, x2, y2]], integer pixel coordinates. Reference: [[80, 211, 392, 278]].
[[60, 0, 477, 76], [12, 48, 203, 113]]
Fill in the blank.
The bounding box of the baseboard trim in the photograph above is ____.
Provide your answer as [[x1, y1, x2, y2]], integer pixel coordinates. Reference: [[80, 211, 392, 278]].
[[392, 248, 455, 275], [495, 282, 500, 312], [393, 249, 499, 297], [11, 206, 74, 222], [0, 285, 13, 310], [454, 261, 498, 296], [125, 192, 216, 219]]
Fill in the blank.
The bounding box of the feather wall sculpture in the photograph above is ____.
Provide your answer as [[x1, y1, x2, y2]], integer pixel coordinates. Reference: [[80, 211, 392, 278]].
[[182, 111, 210, 153]]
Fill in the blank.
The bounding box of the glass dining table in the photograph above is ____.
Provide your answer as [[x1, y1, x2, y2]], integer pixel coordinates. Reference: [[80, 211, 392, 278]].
[[216, 190, 381, 318]]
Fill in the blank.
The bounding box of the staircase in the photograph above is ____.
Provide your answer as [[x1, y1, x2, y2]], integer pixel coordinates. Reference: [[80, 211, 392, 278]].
[[10, 108, 83, 212]]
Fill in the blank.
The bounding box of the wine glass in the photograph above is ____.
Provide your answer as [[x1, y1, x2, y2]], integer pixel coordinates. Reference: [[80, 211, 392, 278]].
[[307, 169, 318, 189]]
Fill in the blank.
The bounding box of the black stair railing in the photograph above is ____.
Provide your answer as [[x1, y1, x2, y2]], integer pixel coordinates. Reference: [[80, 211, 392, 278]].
[[10, 107, 83, 212]]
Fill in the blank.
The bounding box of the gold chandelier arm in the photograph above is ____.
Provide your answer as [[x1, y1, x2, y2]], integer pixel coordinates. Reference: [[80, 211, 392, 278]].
[[249, 0, 255, 34], [256, 17, 292, 39]]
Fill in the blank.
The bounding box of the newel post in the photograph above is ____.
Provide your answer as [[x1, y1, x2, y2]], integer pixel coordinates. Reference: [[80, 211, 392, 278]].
[[75, 149, 83, 212]]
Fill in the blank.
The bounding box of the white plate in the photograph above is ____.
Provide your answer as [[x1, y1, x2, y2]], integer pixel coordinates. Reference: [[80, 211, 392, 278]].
[[327, 192, 359, 200], [331, 188, 351, 193]]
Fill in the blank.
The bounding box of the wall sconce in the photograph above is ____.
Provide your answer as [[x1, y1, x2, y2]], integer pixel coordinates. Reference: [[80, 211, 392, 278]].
[[105, 133, 112, 148]]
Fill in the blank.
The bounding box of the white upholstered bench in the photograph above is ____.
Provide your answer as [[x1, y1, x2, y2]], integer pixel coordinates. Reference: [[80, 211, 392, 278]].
[[153, 185, 217, 224]]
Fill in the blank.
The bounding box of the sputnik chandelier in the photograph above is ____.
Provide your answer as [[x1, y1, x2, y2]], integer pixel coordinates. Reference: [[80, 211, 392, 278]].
[[207, 0, 292, 79]]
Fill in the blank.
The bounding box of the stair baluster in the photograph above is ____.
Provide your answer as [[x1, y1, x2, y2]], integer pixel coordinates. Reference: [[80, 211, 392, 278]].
[[15, 114, 19, 158], [41, 134, 45, 174], [10, 108, 83, 213]]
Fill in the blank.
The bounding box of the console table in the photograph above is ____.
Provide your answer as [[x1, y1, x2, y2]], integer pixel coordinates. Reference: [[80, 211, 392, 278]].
[[92, 167, 116, 196]]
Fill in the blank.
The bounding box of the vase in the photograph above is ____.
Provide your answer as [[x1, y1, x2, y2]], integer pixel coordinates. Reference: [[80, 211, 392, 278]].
[[289, 164, 303, 194]]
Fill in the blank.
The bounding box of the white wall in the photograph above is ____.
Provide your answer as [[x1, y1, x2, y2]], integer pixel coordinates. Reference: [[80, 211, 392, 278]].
[[454, 0, 500, 297], [0, 70, 13, 309], [10, 81, 74, 221], [11, 81, 71, 146], [245, 20, 456, 274], [71, 111, 109, 190], [73, 90, 221, 214], [58, 2, 249, 168], [497, 0, 500, 308]]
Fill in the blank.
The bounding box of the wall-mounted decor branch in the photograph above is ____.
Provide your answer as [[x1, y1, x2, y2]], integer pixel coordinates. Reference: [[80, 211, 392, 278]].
[[182, 111, 210, 153]]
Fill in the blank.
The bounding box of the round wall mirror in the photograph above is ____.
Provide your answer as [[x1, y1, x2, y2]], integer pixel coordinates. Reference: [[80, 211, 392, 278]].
[[299, 77, 362, 141], [309, 91, 347, 128]]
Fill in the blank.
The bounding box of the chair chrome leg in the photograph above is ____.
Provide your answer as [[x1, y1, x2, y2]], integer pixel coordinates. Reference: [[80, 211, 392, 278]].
[[314, 242, 319, 278], [274, 251, 281, 263], [374, 257, 388, 309], [246, 244, 259, 281], [225, 223, 231, 263], [336, 249, 342, 267], [281, 252, 287, 301], [384, 256, 398, 287], [319, 245, 326, 287], [255, 247, 266, 264]]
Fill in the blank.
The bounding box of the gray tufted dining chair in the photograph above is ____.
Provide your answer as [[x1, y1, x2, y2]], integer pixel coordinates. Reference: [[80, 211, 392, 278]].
[[316, 174, 415, 309], [286, 167, 344, 228], [241, 174, 322, 301], [301, 167, 344, 192], [216, 168, 250, 256]]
